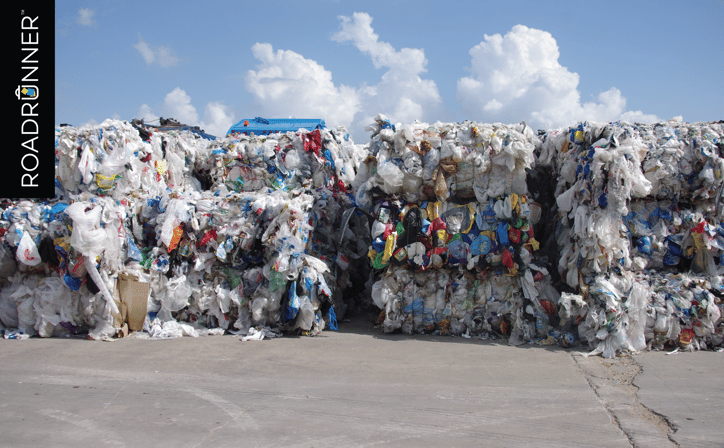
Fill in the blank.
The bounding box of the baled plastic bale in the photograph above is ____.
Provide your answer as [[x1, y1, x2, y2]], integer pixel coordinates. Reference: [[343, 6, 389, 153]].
[[156, 274, 193, 321], [370, 266, 536, 338], [543, 124, 657, 288], [250, 283, 285, 327], [55, 121, 137, 196], [56, 119, 213, 198], [0, 285, 20, 330], [642, 121, 724, 199], [32, 276, 81, 338], [2, 128, 362, 338], [214, 127, 361, 193], [8, 275, 42, 336], [0, 272, 33, 330], [363, 119, 539, 204]]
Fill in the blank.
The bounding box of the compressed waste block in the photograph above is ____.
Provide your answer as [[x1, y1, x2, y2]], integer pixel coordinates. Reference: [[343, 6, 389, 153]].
[[358, 115, 559, 343], [0, 119, 368, 340], [1, 114, 721, 357], [536, 119, 724, 355], [359, 115, 722, 356]]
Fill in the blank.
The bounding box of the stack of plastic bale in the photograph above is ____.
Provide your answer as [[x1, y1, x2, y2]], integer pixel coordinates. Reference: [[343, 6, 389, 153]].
[[0, 195, 127, 340], [636, 120, 724, 351], [135, 189, 335, 338], [202, 127, 365, 195], [0, 119, 368, 340], [0, 118, 214, 340], [305, 186, 372, 320], [537, 119, 724, 356], [537, 121, 654, 288], [55, 118, 215, 200], [198, 125, 370, 326], [359, 115, 560, 343]]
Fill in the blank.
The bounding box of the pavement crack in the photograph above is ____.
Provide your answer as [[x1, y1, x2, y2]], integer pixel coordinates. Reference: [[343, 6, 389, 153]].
[[630, 362, 680, 447], [571, 353, 636, 447], [571, 352, 680, 448]]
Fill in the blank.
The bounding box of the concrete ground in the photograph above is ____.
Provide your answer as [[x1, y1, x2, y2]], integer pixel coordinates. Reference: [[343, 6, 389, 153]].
[[1, 318, 722, 448]]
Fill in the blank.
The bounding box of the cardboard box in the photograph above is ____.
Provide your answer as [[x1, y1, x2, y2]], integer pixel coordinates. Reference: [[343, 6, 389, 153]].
[[117, 273, 150, 332]]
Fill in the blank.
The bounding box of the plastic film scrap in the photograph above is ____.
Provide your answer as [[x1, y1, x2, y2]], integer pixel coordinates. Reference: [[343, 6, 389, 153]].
[[1, 115, 722, 357], [1, 119, 368, 340], [362, 115, 723, 356]]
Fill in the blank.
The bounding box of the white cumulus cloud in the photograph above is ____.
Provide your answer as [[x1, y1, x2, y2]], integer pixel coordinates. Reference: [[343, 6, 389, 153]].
[[77, 8, 96, 26], [137, 88, 235, 138], [200, 102, 236, 138], [134, 34, 181, 68], [134, 18, 661, 144], [137, 104, 159, 124], [162, 88, 199, 125], [457, 24, 659, 129], [333, 12, 444, 132], [244, 12, 444, 141], [245, 42, 360, 131]]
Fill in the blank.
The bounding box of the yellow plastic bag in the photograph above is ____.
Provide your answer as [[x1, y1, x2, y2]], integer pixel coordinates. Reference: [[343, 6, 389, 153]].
[[95, 173, 120, 194], [426, 201, 442, 221], [382, 232, 397, 262]]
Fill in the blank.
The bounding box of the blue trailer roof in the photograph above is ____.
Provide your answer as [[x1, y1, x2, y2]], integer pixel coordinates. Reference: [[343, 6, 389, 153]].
[[227, 117, 325, 136]]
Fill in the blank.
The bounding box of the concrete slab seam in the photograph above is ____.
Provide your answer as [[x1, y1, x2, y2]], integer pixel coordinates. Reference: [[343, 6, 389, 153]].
[[570, 353, 636, 447]]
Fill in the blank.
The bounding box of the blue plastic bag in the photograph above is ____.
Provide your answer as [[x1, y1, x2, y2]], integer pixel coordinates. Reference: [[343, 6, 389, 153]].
[[285, 281, 300, 321], [328, 306, 338, 330]]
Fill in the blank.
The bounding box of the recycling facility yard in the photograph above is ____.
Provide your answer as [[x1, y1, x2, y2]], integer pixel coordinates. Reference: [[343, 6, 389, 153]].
[[1, 321, 722, 448], [1, 115, 723, 447], [1, 115, 723, 357]]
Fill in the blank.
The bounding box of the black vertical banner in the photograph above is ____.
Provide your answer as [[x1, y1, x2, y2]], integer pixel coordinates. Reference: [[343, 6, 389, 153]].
[[7, 6, 55, 199]]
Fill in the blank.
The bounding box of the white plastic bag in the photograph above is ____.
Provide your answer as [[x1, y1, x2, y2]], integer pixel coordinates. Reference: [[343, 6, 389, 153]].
[[377, 161, 404, 194], [64, 202, 107, 258], [16, 232, 41, 266]]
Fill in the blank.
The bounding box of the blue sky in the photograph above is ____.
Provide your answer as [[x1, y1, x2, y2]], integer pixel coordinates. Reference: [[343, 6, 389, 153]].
[[56, 0, 723, 142]]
